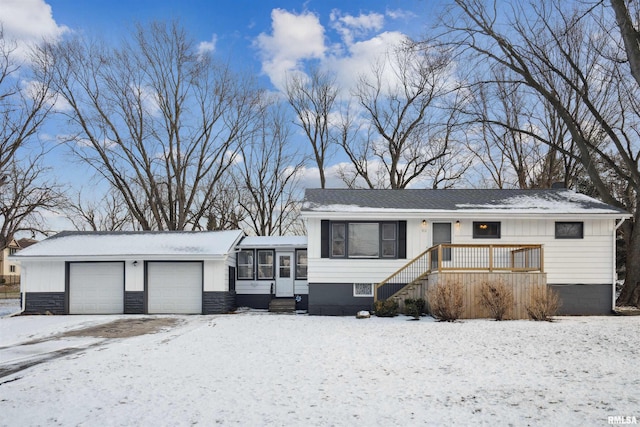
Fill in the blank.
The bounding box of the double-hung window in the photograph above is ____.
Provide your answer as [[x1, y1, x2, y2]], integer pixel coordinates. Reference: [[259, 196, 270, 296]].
[[237, 249, 254, 279], [296, 250, 308, 279], [257, 249, 274, 279]]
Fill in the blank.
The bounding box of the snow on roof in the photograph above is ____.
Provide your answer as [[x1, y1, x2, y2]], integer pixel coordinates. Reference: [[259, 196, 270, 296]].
[[13, 230, 245, 258], [302, 188, 628, 215], [237, 236, 307, 248]]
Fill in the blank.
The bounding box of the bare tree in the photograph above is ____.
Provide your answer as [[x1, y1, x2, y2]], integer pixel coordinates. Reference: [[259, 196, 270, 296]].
[[285, 68, 338, 189], [0, 153, 64, 241], [41, 21, 259, 231], [64, 188, 132, 231], [448, 0, 640, 306], [235, 99, 305, 236], [0, 29, 58, 247], [465, 68, 582, 189], [345, 43, 464, 189]]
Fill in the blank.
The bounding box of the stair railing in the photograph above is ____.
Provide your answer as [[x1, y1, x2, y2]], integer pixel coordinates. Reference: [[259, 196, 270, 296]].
[[374, 247, 432, 302]]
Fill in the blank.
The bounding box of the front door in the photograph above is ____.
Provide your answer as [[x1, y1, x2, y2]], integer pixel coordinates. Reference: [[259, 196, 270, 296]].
[[276, 252, 294, 297], [432, 222, 452, 266]]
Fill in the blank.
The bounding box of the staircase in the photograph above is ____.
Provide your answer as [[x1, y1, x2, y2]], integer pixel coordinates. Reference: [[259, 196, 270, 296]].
[[269, 298, 296, 313], [375, 247, 432, 303]]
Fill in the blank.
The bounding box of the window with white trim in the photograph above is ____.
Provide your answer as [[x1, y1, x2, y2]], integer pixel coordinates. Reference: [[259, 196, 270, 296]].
[[331, 223, 346, 257], [237, 249, 254, 279], [257, 249, 274, 279], [353, 283, 374, 297], [9, 265, 16, 273]]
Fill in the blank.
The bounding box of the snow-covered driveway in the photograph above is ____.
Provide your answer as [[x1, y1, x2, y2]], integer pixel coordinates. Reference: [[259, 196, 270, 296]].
[[1, 312, 638, 426]]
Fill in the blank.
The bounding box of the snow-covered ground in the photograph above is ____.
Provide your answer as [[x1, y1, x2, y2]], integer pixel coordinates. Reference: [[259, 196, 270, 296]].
[[1, 312, 639, 426], [0, 298, 20, 317]]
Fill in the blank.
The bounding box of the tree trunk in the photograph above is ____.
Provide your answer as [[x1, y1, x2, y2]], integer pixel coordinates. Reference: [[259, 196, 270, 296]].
[[617, 210, 640, 308]]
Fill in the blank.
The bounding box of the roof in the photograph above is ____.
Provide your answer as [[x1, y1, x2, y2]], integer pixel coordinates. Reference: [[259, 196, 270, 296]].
[[17, 238, 38, 249], [12, 230, 245, 259], [302, 188, 629, 215], [237, 235, 307, 248]]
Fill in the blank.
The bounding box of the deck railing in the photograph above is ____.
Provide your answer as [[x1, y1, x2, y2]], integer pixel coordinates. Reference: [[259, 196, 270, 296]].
[[374, 244, 543, 302], [427, 244, 543, 273]]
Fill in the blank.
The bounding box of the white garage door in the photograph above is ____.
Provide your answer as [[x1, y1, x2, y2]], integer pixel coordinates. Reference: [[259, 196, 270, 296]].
[[69, 262, 124, 314], [147, 262, 202, 314]]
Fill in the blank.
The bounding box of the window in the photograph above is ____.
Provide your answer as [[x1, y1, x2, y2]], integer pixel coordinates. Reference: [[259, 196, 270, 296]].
[[353, 283, 374, 297], [296, 250, 307, 279], [257, 250, 274, 279], [555, 222, 583, 239], [237, 249, 254, 279], [9, 265, 16, 273], [381, 223, 397, 258], [473, 221, 501, 238], [329, 222, 399, 259], [278, 255, 291, 278], [331, 223, 346, 257], [348, 223, 379, 257], [9, 248, 17, 255]]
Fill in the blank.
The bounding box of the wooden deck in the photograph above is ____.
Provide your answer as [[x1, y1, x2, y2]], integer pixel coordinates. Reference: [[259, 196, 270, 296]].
[[376, 244, 547, 319]]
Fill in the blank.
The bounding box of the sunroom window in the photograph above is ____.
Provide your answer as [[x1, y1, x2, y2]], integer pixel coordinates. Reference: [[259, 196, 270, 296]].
[[296, 250, 307, 279], [257, 250, 274, 279], [237, 249, 254, 279]]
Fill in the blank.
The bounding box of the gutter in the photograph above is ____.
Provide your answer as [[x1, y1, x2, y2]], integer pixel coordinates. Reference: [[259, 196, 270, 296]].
[[613, 217, 627, 311]]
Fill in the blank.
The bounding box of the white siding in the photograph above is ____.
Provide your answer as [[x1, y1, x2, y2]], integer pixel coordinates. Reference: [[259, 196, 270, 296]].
[[306, 216, 615, 286], [125, 260, 144, 291], [20, 261, 65, 292], [203, 259, 226, 292]]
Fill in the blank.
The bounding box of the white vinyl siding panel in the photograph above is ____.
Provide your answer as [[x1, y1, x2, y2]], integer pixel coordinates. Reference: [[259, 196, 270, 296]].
[[307, 217, 615, 286], [147, 262, 202, 314], [20, 261, 66, 292], [69, 262, 124, 314]]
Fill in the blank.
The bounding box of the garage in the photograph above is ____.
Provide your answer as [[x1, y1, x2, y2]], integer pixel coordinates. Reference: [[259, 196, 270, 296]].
[[147, 262, 203, 314], [69, 262, 125, 314]]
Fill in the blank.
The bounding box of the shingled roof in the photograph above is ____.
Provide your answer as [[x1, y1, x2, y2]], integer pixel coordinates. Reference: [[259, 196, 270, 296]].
[[302, 188, 628, 214]]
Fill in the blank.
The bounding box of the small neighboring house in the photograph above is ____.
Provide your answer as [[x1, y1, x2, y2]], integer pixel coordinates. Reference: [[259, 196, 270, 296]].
[[301, 188, 631, 317], [11, 230, 244, 315], [0, 238, 38, 285], [235, 236, 308, 311]]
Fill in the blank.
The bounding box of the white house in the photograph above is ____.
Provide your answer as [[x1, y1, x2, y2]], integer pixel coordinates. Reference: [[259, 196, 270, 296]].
[[301, 188, 630, 316], [12, 230, 244, 315]]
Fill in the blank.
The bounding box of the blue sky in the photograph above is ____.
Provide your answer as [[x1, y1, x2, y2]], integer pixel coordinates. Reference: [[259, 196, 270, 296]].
[[0, 0, 451, 229]]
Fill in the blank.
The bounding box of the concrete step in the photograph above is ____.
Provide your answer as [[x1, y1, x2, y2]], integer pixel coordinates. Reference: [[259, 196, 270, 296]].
[[269, 298, 296, 313]]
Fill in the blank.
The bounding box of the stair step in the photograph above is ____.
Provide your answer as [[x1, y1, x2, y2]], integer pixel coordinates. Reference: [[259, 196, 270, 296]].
[[269, 298, 296, 313]]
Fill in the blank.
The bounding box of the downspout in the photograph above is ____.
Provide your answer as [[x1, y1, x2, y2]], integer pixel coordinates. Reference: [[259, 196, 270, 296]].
[[613, 217, 627, 311]]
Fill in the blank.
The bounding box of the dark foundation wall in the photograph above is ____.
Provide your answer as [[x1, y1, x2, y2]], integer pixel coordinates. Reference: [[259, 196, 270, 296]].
[[308, 283, 373, 315], [24, 292, 65, 314], [236, 294, 271, 310], [550, 283, 613, 315], [203, 291, 236, 314], [124, 291, 144, 314]]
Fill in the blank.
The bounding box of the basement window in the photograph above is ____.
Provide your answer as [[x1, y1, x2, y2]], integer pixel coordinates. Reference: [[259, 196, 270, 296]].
[[473, 221, 501, 239], [353, 283, 374, 297]]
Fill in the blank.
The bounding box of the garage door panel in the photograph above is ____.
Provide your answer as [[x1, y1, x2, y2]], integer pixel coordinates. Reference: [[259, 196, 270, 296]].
[[147, 262, 202, 314], [69, 262, 124, 314]]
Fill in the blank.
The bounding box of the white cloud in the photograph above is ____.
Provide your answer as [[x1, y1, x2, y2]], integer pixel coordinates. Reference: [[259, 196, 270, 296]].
[[324, 31, 408, 96], [0, 0, 69, 62], [197, 34, 217, 57], [329, 10, 384, 46], [255, 9, 326, 91]]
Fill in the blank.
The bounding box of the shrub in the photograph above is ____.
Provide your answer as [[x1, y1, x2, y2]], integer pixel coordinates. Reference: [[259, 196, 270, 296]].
[[478, 281, 514, 320], [373, 299, 399, 317], [428, 281, 464, 321], [526, 286, 561, 321], [404, 298, 426, 319]]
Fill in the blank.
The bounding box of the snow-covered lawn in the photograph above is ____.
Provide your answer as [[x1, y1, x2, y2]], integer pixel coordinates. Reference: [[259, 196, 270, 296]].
[[1, 312, 638, 426]]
